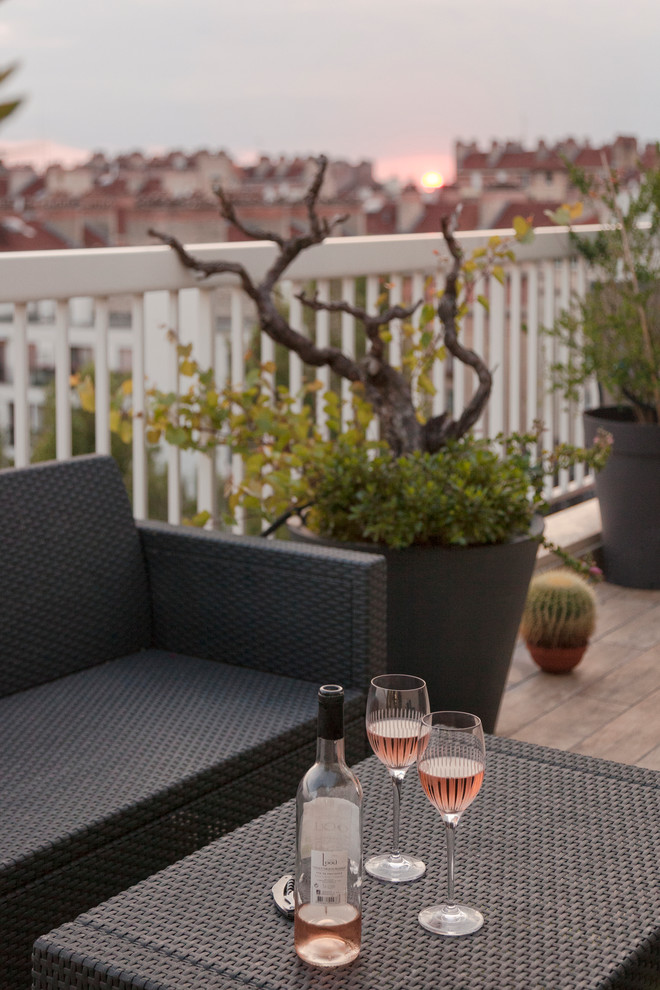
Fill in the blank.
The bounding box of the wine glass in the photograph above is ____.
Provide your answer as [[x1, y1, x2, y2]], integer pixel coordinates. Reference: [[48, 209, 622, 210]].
[[365, 673, 430, 883], [416, 711, 485, 935]]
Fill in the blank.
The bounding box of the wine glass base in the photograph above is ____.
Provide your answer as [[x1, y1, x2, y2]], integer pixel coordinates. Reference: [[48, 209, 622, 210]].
[[418, 903, 484, 936], [365, 852, 426, 883]]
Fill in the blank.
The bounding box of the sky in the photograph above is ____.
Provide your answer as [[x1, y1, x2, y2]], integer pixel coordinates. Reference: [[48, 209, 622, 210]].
[[0, 0, 659, 185]]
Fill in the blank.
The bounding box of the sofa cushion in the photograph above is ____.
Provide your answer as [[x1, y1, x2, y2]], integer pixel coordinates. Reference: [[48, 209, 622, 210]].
[[0, 649, 363, 895], [0, 456, 151, 696]]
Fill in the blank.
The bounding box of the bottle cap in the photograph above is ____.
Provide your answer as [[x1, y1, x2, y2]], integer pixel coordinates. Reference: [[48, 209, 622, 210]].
[[319, 684, 343, 700], [318, 684, 344, 740]]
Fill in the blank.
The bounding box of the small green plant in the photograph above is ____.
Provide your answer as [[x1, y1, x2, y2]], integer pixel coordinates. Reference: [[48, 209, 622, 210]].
[[520, 570, 597, 649]]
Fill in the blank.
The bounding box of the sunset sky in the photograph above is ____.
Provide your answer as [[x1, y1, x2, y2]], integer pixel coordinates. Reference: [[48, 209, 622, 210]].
[[0, 0, 658, 184]]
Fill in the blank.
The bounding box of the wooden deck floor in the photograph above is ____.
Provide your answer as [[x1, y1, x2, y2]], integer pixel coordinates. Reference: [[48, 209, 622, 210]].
[[495, 581, 660, 770]]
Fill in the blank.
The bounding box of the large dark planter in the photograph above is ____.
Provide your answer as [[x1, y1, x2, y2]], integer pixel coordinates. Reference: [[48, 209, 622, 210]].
[[584, 406, 660, 589], [288, 516, 543, 733]]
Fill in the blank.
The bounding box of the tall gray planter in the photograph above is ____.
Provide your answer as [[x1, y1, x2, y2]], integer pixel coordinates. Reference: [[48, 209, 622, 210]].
[[584, 406, 660, 589], [288, 516, 543, 733]]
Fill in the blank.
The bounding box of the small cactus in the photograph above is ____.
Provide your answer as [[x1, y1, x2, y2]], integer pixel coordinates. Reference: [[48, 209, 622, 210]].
[[520, 570, 597, 649]]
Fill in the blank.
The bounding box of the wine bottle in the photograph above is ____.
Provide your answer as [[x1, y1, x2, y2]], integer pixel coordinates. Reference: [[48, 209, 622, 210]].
[[294, 684, 363, 968]]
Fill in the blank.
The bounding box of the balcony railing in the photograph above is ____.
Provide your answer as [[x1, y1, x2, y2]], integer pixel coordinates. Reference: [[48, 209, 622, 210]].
[[0, 226, 600, 530]]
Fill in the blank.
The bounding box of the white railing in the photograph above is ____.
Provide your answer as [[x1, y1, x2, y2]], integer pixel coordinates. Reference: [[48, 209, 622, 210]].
[[0, 226, 601, 528]]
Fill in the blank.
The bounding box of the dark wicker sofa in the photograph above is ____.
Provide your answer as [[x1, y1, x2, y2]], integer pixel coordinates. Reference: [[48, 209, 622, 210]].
[[0, 455, 386, 989]]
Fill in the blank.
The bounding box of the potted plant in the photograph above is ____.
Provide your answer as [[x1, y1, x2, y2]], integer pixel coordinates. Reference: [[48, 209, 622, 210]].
[[147, 157, 609, 732], [520, 570, 597, 673], [546, 155, 660, 588]]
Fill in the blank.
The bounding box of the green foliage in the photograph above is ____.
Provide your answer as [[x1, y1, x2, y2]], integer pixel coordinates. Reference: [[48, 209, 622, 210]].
[[148, 350, 376, 528], [40, 366, 194, 522], [0, 0, 24, 127], [143, 201, 610, 570], [147, 347, 612, 568], [520, 570, 597, 648], [546, 157, 660, 423], [305, 436, 539, 549], [33, 368, 133, 478], [0, 64, 21, 124], [303, 431, 610, 552]]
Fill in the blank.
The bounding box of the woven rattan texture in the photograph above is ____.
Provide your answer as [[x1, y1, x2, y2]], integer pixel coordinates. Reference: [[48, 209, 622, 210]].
[[139, 521, 387, 689], [1, 652, 365, 988], [6, 705, 367, 990], [33, 738, 660, 990], [0, 456, 151, 696], [2, 454, 386, 989], [1, 651, 366, 884]]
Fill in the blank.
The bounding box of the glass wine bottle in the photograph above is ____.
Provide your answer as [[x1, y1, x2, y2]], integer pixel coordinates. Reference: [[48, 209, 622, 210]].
[[294, 684, 363, 968]]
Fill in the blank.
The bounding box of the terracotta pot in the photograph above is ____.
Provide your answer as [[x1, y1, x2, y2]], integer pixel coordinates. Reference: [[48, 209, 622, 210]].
[[527, 643, 587, 674]]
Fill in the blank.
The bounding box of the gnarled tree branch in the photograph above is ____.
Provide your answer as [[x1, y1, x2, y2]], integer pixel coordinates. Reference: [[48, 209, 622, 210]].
[[147, 228, 259, 300], [151, 155, 490, 455], [297, 291, 421, 363], [422, 215, 492, 452]]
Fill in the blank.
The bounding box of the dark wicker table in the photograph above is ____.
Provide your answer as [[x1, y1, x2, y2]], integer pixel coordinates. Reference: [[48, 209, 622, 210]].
[[33, 737, 660, 990]]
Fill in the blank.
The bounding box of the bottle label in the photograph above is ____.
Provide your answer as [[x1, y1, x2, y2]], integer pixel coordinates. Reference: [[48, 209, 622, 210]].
[[300, 796, 360, 907], [311, 849, 348, 905], [300, 797, 360, 860]]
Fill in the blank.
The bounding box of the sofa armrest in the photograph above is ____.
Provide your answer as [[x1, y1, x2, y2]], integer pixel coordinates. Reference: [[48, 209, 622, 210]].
[[137, 521, 386, 690]]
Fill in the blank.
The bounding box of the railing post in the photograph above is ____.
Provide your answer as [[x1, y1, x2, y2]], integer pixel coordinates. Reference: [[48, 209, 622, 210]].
[[541, 261, 556, 499], [230, 286, 245, 534], [131, 294, 147, 519], [340, 277, 356, 428], [288, 282, 304, 412], [557, 259, 572, 491], [166, 291, 182, 525], [365, 275, 380, 441], [525, 263, 539, 431], [489, 274, 505, 437], [94, 297, 110, 456], [195, 288, 216, 525], [388, 275, 402, 370], [54, 300, 72, 461], [12, 302, 29, 467], [471, 295, 485, 433], [509, 266, 522, 434], [315, 278, 330, 439]]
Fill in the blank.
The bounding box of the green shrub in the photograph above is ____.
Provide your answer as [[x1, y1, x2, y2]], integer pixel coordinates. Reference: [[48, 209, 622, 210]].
[[304, 437, 542, 549]]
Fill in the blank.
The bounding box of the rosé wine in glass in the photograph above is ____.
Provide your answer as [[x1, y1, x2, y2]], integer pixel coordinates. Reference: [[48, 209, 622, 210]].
[[416, 711, 486, 936], [365, 674, 430, 884]]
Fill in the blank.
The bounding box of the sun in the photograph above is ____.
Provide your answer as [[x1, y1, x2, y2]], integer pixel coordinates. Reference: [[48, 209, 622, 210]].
[[421, 170, 444, 190]]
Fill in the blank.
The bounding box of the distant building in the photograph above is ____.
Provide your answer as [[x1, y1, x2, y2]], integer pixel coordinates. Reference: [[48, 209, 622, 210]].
[[450, 134, 658, 227], [0, 136, 656, 254], [0, 150, 388, 249]]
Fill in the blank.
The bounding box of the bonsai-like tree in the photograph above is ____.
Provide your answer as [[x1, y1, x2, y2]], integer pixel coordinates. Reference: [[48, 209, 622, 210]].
[[149, 155, 522, 458], [145, 156, 609, 558]]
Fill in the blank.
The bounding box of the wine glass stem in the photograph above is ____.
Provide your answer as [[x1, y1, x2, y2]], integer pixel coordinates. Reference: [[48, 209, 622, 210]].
[[390, 773, 403, 858], [444, 820, 457, 905]]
